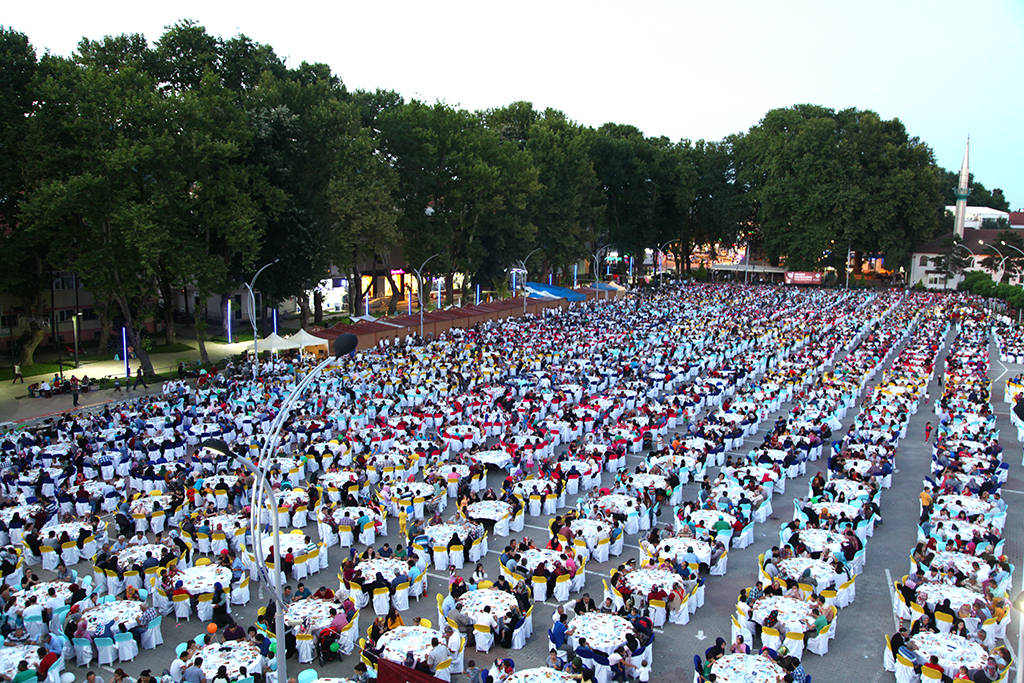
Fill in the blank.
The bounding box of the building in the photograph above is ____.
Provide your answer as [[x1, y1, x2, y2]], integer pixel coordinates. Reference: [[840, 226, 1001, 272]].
[[909, 227, 1022, 290], [944, 205, 1010, 230]]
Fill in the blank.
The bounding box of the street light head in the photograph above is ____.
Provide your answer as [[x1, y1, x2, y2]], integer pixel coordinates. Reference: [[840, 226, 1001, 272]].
[[199, 439, 232, 457], [1014, 591, 1024, 613]]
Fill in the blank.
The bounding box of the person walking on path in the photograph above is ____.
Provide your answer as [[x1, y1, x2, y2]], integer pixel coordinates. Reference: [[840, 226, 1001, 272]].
[[133, 367, 147, 391], [12, 364, 23, 384], [924, 422, 932, 442], [113, 377, 122, 395], [71, 379, 79, 407]]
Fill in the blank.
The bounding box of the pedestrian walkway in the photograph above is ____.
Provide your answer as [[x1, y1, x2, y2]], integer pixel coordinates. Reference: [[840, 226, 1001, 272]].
[[0, 338, 252, 424]]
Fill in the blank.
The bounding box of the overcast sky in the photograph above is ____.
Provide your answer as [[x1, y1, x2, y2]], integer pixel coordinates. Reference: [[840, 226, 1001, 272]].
[[7, 0, 1023, 208]]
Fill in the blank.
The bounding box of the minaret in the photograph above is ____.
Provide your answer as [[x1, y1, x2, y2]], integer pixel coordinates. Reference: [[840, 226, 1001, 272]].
[[953, 137, 970, 239]]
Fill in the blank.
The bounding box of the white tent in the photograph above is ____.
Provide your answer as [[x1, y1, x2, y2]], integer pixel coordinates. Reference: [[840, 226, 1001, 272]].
[[258, 333, 301, 353], [286, 328, 330, 349]]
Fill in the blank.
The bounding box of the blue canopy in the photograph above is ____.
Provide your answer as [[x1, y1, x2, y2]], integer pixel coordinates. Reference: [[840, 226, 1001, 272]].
[[525, 282, 586, 302]]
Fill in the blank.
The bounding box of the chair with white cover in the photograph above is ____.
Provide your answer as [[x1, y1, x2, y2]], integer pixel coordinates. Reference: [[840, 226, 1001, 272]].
[[72, 637, 93, 667], [648, 599, 666, 628], [511, 617, 529, 650], [760, 626, 782, 652], [173, 594, 191, 621], [553, 574, 571, 603], [61, 542, 80, 567], [710, 551, 728, 576], [935, 610, 954, 634], [393, 582, 410, 612], [449, 545, 464, 570], [196, 593, 213, 622], [474, 624, 493, 652], [594, 538, 610, 563], [24, 613, 47, 640], [731, 614, 752, 644], [532, 575, 548, 602], [807, 622, 831, 656], [510, 509, 524, 533], [295, 633, 316, 663], [115, 631, 138, 662], [359, 522, 375, 546], [895, 652, 920, 683], [95, 637, 117, 666], [40, 545, 59, 572], [232, 576, 250, 605], [883, 635, 896, 673], [610, 533, 624, 557], [141, 614, 164, 649], [435, 658, 452, 682], [429, 544, 449, 571], [784, 632, 804, 661], [372, 588, 390, 616], [338, 525, 353, 547]]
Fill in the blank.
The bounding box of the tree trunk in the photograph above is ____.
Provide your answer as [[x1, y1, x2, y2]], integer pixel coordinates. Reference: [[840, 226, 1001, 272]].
[[852, 251, 863, 282], [194, 302, 210, 364], [220, 293, 230, 340], [298, 293, 310, 329], [97, 312, 112, 357], [313, 290, 324, 326], [158, 276, 177, 346], [445, 273, 454, 307], [19, 321, 45, 366], [183, 287, 191, 328], [383, 269, 400, 315]]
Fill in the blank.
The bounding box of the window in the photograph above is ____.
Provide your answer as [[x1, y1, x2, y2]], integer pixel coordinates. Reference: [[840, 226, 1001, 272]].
[[51, 272, 81, 290], [919, 255, 929, 266], [0, 314, 14, 329]]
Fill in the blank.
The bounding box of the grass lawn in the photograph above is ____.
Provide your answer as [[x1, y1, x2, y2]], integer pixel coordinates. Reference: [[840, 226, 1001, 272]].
[[0, 360, 80, 381]]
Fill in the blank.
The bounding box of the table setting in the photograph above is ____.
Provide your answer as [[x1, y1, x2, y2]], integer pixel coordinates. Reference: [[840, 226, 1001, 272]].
[[457, 588, 519, 622], [176, 564, 233, 594], [81, 599, 145, 631], [187, 641, 263, 680], [376, 625, 443, 664], [567, 612, 634, 654], [711, 653, 787, 683], [751, 595, 816, 633], [466, 501, 512, 522], [909, 632, 988, 676], [777, 557, 840, 588]]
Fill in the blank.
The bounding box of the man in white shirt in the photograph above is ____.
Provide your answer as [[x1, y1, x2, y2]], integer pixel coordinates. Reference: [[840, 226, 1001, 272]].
[[169, 655, 186, 683], [444, 625, 462, 660], [475, 605, 498, 631], [129, 531, 148, 546]]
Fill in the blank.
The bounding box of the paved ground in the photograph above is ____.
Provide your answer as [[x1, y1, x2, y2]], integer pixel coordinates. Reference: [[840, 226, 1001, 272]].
[[8, 315, 1023, 683], [0, 336, 252, 424]]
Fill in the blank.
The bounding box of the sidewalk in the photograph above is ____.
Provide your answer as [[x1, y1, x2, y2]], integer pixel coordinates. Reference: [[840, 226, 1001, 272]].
[[0, 338, 253, 424]]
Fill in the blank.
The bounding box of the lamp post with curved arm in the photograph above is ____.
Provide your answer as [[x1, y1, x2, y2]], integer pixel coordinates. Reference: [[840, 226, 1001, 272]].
[[244, 259, 280, 379], [592, 245, 612, 301], [516, 247, 544, 314], [656, 240, 681, 277], [413, 253, 443, 339]]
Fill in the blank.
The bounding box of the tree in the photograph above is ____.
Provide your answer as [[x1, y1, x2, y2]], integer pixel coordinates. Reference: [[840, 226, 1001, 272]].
[[736, 105, 944, 272], [380, 101, 538, 302], [929, 236, 973, 288], [0, 26, 50, 365], [679, 138, 748, 272]]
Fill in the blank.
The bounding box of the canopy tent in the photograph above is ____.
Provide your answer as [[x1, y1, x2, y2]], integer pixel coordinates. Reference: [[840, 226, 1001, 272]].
[[286, 328, 330, 349], [258, 333, 301, 353]]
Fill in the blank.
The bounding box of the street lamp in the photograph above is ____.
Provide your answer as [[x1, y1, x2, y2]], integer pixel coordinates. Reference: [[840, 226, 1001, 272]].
[[1013, 591, 1024, 683], [72, 312, 82, 369], [656, 240, 680, 278], [592, 245, 611, 301], [413, 253, 443, 339], [199, 334, 352, 683], [244, 259, 280, 380], [516, 247, 544, 314]]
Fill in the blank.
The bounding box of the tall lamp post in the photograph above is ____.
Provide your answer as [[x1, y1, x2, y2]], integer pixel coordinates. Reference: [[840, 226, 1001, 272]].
[[656, 240, 680, 278], [516, 247, 544, 315], [1014, 591, 1024, 683], [199, 335, 351, 683], [592, 245, 611, 301], [244, 259, 280, 379], [72, 312, 81, 369], [413, 253, 443, 339]]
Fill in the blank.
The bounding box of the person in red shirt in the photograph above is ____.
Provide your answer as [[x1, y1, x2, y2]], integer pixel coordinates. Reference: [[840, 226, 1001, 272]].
[[36, 646, 60, 680], [647, 585, 668, 603], [922, 655, 944, 676], [313, 586, 335, 600]]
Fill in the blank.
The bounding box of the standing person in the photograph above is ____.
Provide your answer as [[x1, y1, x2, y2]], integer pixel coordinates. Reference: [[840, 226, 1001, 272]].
[[924, 422, 932, 442], [12, 364, 23, 384], [133, 367, 148, 391], [71, 378, 80, 407], [113, 377, 122, 395]]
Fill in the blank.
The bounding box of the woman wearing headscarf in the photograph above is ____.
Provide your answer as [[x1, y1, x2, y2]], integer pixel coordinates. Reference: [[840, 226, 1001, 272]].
[[212, 582, 230, 627]]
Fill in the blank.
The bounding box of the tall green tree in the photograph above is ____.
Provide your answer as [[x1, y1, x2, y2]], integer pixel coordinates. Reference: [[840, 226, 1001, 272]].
[[0, 26, 50, 364], [22, 37, 176, 375], [736, 105, 943, 271], [380, 101, 538, 302]]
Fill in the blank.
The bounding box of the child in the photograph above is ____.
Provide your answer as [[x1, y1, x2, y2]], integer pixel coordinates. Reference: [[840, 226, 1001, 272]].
[[924, 422, 932, 442], [464, 660, 482, 683]]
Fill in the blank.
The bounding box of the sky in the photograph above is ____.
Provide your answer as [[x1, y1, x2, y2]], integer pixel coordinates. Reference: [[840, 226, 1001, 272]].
[[6, 0, 1024, 209]]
